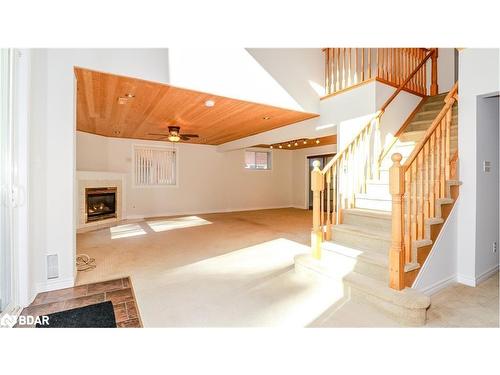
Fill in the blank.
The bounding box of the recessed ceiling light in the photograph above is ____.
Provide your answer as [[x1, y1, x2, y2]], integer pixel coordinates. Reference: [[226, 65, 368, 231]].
[[262, 116, 271, 120], [205, 100, 215, 107], [125, 93, 135, 98], [279, 145, 283, 149], [303, 140, 308, 145], [315, 139, 320, 144], [287, 143, 291, 148], [269, 145, 273, 149], [294, 142, 298, 146]]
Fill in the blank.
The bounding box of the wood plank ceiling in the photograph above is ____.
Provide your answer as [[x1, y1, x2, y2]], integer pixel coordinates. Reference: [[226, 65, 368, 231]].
[[75, 67, 319, 145]]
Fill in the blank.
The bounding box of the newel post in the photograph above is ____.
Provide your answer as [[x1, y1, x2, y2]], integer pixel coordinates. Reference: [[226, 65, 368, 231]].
[[430, 48, 439, 95], [389, 153, 405, 290], [311, 160, 324, 259]]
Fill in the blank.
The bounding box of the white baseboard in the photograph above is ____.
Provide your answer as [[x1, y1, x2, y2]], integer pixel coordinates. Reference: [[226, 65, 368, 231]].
[[35, 276, 75, 295], [476, 264, 499, 285], [418, 275, 457, 296], [457, 274, 477, 287], [126, 205, 295, 220]]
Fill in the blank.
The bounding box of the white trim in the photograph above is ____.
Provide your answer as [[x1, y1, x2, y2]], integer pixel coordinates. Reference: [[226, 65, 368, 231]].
[[476, 264, 499, 285], [456, 274, 476, 287], [417, 275, 457, 296], [35, 276, 75, 295]]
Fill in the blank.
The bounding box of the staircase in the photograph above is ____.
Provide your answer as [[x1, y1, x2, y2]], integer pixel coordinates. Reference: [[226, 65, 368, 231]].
[[296, 65, 460, 325]]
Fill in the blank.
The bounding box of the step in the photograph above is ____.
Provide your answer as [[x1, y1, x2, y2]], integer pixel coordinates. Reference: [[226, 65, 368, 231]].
[[342, 208, 392, 231], [321, 241, 389, 282], [365, 179, 390, 196], [294, 254, 431, 326], [331, 223, 391, 253], [399, 130, 426, 143], [355, 192, 392, 211], [407, 116, 458, 132]]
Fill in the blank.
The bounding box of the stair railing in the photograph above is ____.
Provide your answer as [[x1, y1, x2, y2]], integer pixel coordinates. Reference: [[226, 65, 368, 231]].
[[388, 82, 458, 290], [311, 49, 436, 259], [323, 48, 439, 97]]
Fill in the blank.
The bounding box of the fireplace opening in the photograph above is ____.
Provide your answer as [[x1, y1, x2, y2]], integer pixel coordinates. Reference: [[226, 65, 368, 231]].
[[86, 187, 117, 223]]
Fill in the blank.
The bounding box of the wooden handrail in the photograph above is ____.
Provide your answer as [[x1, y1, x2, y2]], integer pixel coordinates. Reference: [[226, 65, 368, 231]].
[[403, 82, 458, 171], [380, 50, 434, 112]]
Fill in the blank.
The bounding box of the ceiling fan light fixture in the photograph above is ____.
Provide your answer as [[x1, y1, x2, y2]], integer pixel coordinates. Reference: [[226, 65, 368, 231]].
[[262, 116, 271, 120], [205, 100, 215, 107], [168, 135, 181, 142]]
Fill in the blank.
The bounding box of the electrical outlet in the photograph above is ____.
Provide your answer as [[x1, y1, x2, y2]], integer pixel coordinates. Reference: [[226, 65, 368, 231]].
[[493, 242, 498, 253]]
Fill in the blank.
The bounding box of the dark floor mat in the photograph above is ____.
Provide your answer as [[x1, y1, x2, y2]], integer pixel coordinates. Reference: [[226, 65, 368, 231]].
[[36, 301, 116, 328]]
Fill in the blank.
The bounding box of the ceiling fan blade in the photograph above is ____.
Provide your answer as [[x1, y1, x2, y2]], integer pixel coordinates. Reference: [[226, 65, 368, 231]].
[[180, 134, 199, 138], [148, 133, 169, 136]]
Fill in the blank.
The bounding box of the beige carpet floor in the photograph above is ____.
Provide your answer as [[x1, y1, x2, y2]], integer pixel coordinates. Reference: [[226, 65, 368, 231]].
[[76, 208, 499, 327]]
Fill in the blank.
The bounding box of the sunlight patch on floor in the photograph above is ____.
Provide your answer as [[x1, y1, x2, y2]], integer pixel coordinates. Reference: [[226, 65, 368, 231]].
[[135, 238, 346, 327], [110, 224, 147, 239], [146, 216, 212, 233]]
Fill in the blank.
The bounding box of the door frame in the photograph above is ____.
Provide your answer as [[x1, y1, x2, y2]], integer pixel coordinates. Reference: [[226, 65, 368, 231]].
[[305, 153, 335, 210]]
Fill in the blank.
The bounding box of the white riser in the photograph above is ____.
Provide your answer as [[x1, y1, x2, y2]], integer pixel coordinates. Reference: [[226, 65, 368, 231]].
[[322, 247, 389, 282], [365, 182, 390, 196], [331, 227, 391, 254], [355, 196, 392, 211]]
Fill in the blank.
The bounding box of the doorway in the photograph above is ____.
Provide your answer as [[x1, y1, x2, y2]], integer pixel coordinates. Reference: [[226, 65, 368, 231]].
[[308, 154, 335, 210]]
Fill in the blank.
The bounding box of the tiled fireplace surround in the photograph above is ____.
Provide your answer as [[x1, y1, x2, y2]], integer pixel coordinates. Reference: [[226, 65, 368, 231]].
[[77, 171, 127, 231]]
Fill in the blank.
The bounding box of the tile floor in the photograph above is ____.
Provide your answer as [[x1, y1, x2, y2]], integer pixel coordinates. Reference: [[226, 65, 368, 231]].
[[19, 277, 142, 328]]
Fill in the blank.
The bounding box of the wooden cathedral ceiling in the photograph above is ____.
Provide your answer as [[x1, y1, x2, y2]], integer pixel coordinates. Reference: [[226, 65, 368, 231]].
[[75, 67, 319, 145]]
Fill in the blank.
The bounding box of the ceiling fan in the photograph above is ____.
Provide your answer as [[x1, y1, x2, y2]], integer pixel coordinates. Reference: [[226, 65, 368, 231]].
[[149, 126, 199, 142]]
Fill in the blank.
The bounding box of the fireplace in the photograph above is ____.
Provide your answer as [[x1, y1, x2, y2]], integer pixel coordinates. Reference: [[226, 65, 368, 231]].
[[85, 187, 117, 223]]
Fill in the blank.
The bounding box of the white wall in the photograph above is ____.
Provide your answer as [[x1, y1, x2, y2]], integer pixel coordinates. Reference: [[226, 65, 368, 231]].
[[457, 48, 500, 286], [413, 202, 458, 295], [168, 48, 323, 113], [28, 49, 170, 298], [77, 132, 294, 218]]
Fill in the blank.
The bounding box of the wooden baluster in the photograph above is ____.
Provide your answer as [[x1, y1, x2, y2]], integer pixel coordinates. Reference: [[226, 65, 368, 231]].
[[354, 48, 358, 84], [361, 48, 365, 82], [332, 164, 337, 225], [423, 49, 428, 95], [417, 152, 424, 240], [389, 153, 405, 290], [325, 169, 332, 240], [377, 48, 380, 78], [368, 48, 372, 79], [435, 124, 441, 200], [347, 48, 352, 87], [430, 48, 438, 95], [429, 132, 435, 217], [396, 48, 400, 85], [405, 169, 411, 263], [336, 48, 340, 92], [325, 49, 330, 95], [445, 108, 451, 179], [311, 160, 324, 259], [342, 48, 346, 90], [424, 141, 430, 222], [440, 120, 446, 197], [411, 161, 417, 255], [388, 48, 392, 83]]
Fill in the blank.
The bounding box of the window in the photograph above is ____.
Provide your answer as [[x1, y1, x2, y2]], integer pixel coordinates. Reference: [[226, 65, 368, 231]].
[[134, 146, 176, 186], [245, 150, 271, 170]]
